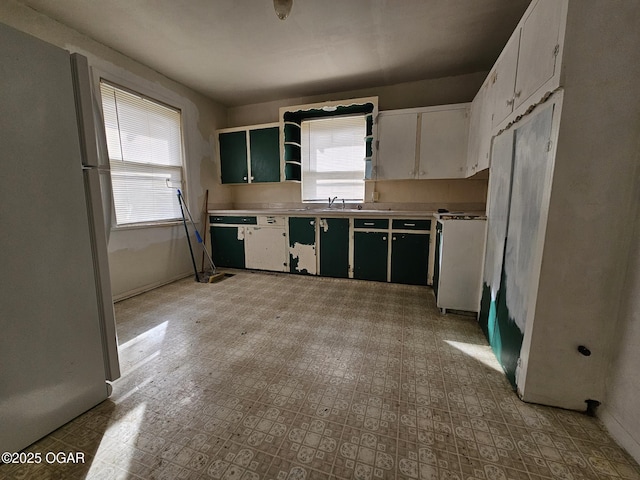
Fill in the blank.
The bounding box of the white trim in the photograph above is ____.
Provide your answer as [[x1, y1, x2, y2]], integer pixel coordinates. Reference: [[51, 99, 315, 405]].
[[113, 271, 193, 302], [90, 64, 194, 225]]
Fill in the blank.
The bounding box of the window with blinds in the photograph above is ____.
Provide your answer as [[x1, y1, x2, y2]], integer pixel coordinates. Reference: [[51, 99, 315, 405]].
[[100, 82, 184, 226], [301, 115, 366, 202]]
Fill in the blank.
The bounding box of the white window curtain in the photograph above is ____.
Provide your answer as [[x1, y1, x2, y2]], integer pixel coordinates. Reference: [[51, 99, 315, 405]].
[[301, 115, 366, 202], [100, 82, 184, 225]]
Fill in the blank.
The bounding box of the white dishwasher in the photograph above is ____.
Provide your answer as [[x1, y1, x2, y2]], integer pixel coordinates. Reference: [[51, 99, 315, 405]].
[[244, 215, 289, 272], [433, 216, 486, 313]]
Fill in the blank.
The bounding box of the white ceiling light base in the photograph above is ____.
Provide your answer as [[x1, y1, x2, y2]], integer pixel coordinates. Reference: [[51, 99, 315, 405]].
[[273, 0, 293, 20]]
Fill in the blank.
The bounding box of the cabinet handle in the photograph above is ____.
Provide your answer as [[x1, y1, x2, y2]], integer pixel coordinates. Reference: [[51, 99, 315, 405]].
[[310, 221, 315, 226], [404, 223, 415, 227], [392, 236, 397, 241], [383, 236, 387, 240], [243, 176, 248, 181], [250, 176, 254, 180], [514, 90, 521, 98], [364, 222, 375, 226]]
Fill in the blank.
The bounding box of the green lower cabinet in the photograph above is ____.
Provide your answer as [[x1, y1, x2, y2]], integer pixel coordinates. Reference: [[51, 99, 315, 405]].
[[319, 218, 349, 278], [288, 217, 316, 275], [391, 233, 429, 285], [353, 231, 388, 282], [210, 226, 245, 269]]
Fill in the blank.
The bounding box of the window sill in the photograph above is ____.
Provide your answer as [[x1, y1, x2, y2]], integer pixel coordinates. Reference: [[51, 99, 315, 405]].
[[111, 220, 184, 232]]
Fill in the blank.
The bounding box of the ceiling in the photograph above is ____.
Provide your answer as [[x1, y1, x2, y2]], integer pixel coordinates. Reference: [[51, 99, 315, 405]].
[[18, 0, 531, 107]]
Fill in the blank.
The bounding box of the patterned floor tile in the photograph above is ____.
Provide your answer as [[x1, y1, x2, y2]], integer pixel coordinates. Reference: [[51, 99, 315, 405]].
[[2, 271, 639, 480]]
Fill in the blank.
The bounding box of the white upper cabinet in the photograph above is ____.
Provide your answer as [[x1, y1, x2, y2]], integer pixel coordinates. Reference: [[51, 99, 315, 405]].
[[490, 0, 567, 131], [466, 77, 493, 176], [464, 0, 567, 176], [375, 111, 419, 180], [491, 29, 521, 129], [376, 104, 470, 181], [515, 0, 565, 110], [418, 105, 469, 179]]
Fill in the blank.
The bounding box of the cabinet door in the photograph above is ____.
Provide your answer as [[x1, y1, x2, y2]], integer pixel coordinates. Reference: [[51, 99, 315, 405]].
[[319, 218, 349, 278], [466, 80, 493, 175], [210, 226, 245, 268], [219, 131, 248, 184], [376, 112, 418, 180], [353, 231, 388, 282], [419, 107, 469, 179], [491, 29, 521, 129], [391, 233, 429, 285], [245, 226, 287, 271], [514, 0, 564, 110], [289, 217, 316, 275], [249, 127, 280, 183]]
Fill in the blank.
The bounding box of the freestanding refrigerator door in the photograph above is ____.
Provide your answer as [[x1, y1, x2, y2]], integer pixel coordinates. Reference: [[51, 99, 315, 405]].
[[0, 23, 110, 453], [84, 168, 121, 381]]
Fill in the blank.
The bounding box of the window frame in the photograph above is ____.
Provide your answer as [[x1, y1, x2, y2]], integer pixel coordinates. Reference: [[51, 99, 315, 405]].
[[300, 113, 368, 203], [91, 67, 191, 230], [279, 96, 378, 196]]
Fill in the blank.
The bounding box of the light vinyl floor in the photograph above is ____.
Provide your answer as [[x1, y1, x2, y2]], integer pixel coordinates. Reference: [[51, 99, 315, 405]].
[[2, 271, 639, 480]]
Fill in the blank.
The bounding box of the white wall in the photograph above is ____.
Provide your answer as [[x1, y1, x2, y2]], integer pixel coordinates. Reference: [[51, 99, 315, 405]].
[[515, 0, 640, 412], [601, 186, 640, 462], [0, 1, 230, 299], [227, 73, 489, 211], [227, 72, 487, 127]]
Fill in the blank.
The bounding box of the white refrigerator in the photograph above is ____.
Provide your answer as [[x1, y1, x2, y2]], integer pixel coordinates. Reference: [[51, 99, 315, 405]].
[[0, 23, 120, 453]]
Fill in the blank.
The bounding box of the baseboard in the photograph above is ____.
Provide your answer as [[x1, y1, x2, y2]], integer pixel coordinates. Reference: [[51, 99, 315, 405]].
[[113, 271, 193, 302], [599, 407, 640, 464]]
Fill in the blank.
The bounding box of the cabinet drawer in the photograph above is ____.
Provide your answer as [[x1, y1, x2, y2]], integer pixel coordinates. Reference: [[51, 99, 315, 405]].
[[353, 218, 389, 229], [209, 215, 257, 225], [392, 219, 431, 231], [258, 215, 285, 226]]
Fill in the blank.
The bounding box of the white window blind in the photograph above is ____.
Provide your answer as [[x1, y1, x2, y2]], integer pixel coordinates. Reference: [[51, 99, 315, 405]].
[[301, 115, 366, 202], [100, 82, 184, 225]]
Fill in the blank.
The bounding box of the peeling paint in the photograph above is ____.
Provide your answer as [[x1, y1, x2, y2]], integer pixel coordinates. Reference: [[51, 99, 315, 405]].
[[320, 219, 329, 233], [236, 226, 245, 241], [289, 242, 316, 274]]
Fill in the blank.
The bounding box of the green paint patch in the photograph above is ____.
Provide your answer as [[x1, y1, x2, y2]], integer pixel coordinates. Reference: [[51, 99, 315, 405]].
[[479, 280, 524, 389]]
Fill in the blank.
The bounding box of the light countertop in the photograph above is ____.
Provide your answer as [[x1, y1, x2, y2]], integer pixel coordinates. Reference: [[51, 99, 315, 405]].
[[208, 208, 438, 219]]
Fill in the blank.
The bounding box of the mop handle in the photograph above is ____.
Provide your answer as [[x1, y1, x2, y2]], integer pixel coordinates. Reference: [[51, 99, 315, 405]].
[[178, 189, 203, 242], [177, 189, 217, 272]]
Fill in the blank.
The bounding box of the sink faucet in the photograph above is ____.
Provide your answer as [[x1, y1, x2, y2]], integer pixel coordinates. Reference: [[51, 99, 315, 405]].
[[328, 196, 338, 208]]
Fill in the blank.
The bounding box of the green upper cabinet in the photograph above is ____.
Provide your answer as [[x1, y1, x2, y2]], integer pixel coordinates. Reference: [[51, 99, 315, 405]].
[[219, 131, 248, 184], [249, 127, 280, 182], [217, 123, 280, 184]]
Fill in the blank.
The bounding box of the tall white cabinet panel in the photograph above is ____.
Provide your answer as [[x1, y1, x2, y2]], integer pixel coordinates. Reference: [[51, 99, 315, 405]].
[[419, 107, 469, 179], [375, 112, 418, 180], [515, 0, 564, 110]]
